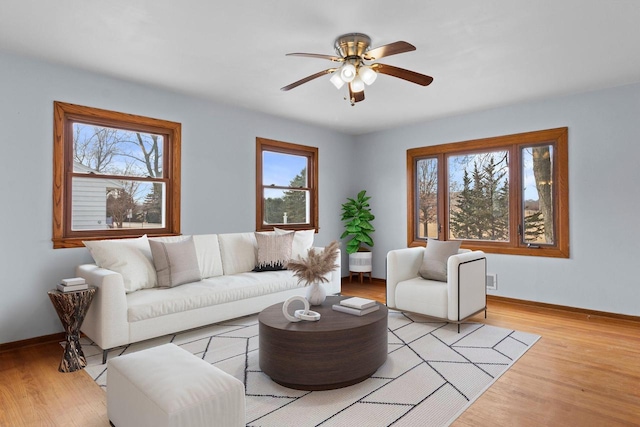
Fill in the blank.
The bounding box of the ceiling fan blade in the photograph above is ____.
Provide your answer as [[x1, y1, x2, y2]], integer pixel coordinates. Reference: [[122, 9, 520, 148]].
[[286, 53, 343, 62], [280, 68, 337, 91], [363, 41, 416, 60], [348, 85, 365, 104], [372, 63, 433, 86]]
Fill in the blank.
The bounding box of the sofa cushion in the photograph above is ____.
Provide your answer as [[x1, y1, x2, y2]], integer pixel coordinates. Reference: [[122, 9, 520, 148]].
[[418, 239, 461, 282], [84, 235, 157, 293], [126, 270, 299, 322], [274, 228, 314, 260], [218, 233, 258, 275], [253, 231, 294, 272], [149, 236, 202, 288]]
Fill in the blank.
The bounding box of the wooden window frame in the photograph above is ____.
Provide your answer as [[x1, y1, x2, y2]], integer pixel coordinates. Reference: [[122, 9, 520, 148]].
[[256, 137, 319, 232], [407, 127, 569, 258], [52, 101, 181, 248]]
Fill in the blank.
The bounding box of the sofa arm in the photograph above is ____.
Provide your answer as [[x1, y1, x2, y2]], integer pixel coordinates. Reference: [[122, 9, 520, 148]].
[[76, 264, 130, 350], [386, 247, 425, 307], [447, 251, 487, 321]]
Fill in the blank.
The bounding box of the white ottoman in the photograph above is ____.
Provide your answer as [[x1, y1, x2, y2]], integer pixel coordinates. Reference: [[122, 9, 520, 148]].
[[107, 343, 245, 427]]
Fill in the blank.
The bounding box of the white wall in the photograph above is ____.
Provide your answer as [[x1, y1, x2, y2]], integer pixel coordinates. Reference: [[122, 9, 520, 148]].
[[2, 49, 638, 345], [0, 52, 354, 344], [354, 82, 640, 316]]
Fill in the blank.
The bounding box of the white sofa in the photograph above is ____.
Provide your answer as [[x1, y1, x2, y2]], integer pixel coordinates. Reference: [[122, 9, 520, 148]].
[[386, 247, 486, 330], [77, 232, 341, 363]]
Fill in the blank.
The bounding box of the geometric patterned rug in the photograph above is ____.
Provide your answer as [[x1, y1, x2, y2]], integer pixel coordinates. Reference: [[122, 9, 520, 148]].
[[81, 311, 539, 427]]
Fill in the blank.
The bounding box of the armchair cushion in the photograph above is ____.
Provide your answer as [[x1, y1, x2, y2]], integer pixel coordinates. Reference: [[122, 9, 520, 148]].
[[418, 239, 461, 282]]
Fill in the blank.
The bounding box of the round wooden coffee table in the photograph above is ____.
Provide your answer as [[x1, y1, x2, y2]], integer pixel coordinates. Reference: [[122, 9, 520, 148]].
[[258, 295, 388, 390]]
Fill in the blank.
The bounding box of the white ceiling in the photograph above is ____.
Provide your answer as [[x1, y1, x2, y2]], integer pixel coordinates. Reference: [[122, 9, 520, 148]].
[[2, 1, 640, 135]]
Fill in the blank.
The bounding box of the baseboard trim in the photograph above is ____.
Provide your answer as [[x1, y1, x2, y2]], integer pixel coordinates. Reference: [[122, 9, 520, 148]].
[[488, 295, 640, 323], [0, 332, 65, 353]]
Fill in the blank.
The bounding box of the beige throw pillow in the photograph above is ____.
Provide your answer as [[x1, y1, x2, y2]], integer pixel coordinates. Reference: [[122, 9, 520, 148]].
[[418, 239, 461, 282], [149, 236, 202, 288], [253, 232, 294, 272]]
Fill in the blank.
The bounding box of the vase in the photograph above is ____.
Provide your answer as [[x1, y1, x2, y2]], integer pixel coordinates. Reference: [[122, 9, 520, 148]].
[[305, 281, 326, 306]]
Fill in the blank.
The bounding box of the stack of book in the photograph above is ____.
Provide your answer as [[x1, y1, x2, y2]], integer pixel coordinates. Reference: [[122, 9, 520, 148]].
[[332, 297, 379, 316], [57, 277, 89, 292]]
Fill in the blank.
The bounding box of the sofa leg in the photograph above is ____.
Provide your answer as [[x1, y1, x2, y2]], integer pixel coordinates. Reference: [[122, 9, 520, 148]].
[[102, 349, 109, 365]]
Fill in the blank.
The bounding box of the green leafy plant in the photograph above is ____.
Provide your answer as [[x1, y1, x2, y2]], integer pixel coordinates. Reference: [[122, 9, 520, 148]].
[[340, 190, 375, 254]]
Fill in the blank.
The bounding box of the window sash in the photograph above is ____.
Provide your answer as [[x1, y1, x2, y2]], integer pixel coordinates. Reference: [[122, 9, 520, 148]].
[[407, 127, 569, 258], [256, 137, 318, 232], [53, 102, 181, 248]]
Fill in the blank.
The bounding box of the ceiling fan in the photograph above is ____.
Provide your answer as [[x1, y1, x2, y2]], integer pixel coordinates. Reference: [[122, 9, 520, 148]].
[[280, 33, 433, 106]]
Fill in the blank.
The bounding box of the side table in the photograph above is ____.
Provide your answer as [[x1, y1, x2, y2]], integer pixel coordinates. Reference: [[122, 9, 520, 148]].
[[47, 286, 96, 373]]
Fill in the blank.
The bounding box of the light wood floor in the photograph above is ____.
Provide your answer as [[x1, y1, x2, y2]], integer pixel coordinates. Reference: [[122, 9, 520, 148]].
[[2, 279, 639, 426]]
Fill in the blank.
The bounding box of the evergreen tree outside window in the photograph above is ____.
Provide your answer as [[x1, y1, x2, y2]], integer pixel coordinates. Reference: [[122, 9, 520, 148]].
[[408, 128, 568, 258], [256, 138, 318, 231]]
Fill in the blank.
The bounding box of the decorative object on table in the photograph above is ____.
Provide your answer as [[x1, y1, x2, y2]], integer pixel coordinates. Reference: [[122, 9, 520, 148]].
[[287, 240, 340, 306], [341, 190, 375, 283], [339, 296, 377, 310], [57, 277, 88, 292], [332, 303, 380, 316], [281, 295, 320, 322], [47, 286, 97, 372]]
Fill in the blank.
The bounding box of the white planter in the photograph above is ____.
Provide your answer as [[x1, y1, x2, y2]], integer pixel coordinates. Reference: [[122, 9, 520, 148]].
[[348, 251, 372, 273]]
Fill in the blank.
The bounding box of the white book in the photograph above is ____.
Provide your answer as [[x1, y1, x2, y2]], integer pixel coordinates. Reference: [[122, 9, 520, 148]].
[[340, 297, 377, 310], [57, 283, 89, 292], [332, 303, 379, 316], [61, 277, 86, 286]]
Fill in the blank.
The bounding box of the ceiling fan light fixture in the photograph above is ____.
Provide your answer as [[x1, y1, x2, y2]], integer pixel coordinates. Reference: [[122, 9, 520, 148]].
[[359, 65, 377, 85], [329, 72, 345, 89], [350, 75, 365, 93], [340, 63, 356, 82]]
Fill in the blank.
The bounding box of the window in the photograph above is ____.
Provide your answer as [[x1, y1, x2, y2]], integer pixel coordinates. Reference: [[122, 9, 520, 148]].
[[256, 137, 318, 232], [408, 127, 569, 258], [53, 102, 181, 248]]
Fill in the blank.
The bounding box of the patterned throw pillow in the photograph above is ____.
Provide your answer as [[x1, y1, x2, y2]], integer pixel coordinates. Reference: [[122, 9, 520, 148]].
[[253, 232, 294, 272], [418, 239, 461, 282], [149, 236, 202, 287]]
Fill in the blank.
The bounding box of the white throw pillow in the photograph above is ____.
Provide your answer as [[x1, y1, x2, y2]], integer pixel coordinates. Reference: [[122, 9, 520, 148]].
[[274, 228, 314, 260], [83, 235, 157, 292]]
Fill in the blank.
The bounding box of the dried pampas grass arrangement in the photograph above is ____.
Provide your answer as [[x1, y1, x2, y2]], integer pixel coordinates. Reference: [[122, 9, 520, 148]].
[[287, 240, 340, 286]]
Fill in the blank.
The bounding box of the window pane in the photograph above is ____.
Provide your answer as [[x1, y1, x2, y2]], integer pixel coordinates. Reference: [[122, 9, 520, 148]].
[[262, 151, 307, 187], [73, 123, 164, 178], [416, 157, 438, 239], [522, 145, 555, 245], [71, 177, 165, 230], [263, 188, 309, 225], [448, 151, 509, 241]]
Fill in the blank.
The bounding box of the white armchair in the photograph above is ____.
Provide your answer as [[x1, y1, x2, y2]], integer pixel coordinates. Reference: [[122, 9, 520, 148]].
[[386, 247, 487, 331]]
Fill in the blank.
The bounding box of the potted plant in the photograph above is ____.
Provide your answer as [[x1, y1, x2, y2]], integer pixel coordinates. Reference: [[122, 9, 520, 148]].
[[341, 190, 375, 276]]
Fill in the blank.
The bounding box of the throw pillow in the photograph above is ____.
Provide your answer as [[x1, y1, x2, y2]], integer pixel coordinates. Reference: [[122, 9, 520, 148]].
[[149, 236, 202, 288], [274, 227, 314, 260], [83, 235, 157, 293], [253, 231, 294, 272], [418, 239, 462, 282]]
